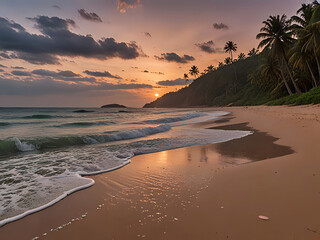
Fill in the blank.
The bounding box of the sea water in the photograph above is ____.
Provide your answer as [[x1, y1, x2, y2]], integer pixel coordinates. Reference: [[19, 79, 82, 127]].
[[0, 107, 251, 226]]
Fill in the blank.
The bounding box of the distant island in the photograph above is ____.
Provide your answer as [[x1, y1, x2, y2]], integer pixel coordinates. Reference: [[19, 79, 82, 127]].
[[101, 104, 127, 108]]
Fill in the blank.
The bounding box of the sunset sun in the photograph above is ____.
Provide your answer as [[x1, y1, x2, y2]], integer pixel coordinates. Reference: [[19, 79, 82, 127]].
[[155, 93, 159, 97]]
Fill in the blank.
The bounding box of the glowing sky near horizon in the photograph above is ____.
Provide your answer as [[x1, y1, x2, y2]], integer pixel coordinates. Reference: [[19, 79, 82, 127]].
[[0, 0, 306, 107]]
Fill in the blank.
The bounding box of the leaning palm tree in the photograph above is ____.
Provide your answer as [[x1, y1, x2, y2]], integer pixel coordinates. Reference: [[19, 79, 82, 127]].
[[261, 56, 293, 94], [238, 53, 246, 60], [301, 5, 320, 83], [290, 39, 318, 87], [224, 41, 238, 60], [256, 14, 301, 93], [189, 66, 199, 79], [183, 73, 189, 83]]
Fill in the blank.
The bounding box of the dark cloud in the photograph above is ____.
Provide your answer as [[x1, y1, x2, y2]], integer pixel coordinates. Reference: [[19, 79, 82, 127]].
[[118, 0, 141, 13], [0, 69, 4, 72], [157, 78, 193, 86], [32, 69, 80, 78], [154, 53, 195, 64], [0, 64, 6, 68], [11, 70, 31, 76], [195, 40, 223, 54], [145, 32, 152, 38], [17, 52, 60, 65], [83, 70, 122, 79], [30, 69, 98, 83], [0, 16, 144, 65], [52, 5, 61, 9], [78, 9, 102, 22], [213, 23, 229, 30], [0, 77, 153, 96], [11, 66, 25, 69], [0, 52, 15, 59], [142, 70, 164, 75]]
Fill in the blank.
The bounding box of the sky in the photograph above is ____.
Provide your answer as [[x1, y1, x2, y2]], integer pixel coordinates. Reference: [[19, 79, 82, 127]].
[[0, 0, 307, 107]]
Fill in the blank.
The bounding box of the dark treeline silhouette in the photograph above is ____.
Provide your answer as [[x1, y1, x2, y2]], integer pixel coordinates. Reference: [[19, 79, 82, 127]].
[[144, 2, 320, 108]]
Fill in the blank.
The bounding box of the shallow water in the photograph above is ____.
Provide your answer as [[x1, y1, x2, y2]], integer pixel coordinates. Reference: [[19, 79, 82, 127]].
[[0, 107, 251, 226]]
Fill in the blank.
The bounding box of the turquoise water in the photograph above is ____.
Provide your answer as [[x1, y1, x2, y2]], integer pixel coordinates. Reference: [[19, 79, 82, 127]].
[[0, 107, 251, 226]]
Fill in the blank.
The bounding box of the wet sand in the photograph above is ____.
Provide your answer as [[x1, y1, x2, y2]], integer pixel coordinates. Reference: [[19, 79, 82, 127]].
[[1, 105, 320, 239]]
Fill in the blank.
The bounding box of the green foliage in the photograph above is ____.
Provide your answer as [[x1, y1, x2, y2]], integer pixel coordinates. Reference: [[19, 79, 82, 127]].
[[144, 56, 273, 108], [266, 86, 320, 105]]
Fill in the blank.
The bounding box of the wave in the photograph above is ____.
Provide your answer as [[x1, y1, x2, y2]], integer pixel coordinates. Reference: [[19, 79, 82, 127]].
[[0, 124, 171, 156], [0, 126, 252, 227], [142, 112, 205, 124], [21, 114, 57, 119], [51, 121, 115, 128], [0, 122, 11, 127]]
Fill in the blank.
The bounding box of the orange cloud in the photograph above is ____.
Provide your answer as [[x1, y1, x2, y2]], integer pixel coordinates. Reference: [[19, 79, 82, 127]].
[[118, 0, 141, 13]]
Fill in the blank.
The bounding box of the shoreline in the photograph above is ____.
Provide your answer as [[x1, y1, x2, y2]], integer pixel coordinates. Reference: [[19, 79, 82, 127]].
[[0, 110, 235, 228], [1, 105, 320, 239]]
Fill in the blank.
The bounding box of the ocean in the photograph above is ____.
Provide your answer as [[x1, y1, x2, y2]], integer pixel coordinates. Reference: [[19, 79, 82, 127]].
[[0, 107, 251, 226]]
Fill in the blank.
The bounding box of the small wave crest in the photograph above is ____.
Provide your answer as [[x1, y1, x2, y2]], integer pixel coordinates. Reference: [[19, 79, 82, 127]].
[[22, 114, 57, 119], [0, 124, 171, 156], [51, 121, 115, 128], [0, 122, 11, 127], [142, 112, 204, 124]]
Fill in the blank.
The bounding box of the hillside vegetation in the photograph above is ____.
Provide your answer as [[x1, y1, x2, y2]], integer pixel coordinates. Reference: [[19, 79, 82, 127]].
[[144, 2, 320, 108], [144, 56, 275, 108]]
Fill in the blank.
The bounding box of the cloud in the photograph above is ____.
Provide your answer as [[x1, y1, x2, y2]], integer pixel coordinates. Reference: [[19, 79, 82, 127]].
[[0, 52, 15, 59], [83, 70, 121, 79], [0, 64, 6, 68], [52, 5, 61, 9], [0, 16, 145, 65], [145, 32, 152, 38], [213, 23, 229, 30], [142, 70, 164, 75], [155, 53, 195, 64], [32, 69, 80, 78], [11, 70, 31, 76], [118, 0, 141, 13], [0, 77, 153, 96], [78, 9, 102, 22], [157, 78, 193, 86], [11, 66, 25, 69], [195, 40, 223, 54]]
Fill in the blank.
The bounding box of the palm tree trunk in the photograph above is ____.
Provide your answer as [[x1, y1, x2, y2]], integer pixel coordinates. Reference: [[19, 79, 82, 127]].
[[306, 61, 318, 87], [282, 56, 302, 93], [280, 68, 293, 95], [314, 47, 320, 84]]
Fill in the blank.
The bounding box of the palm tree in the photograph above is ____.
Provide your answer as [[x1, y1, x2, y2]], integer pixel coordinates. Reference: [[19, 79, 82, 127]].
[[248, 48, 259, 56], [189, 66, 199, 79], [183, 73, 189, 83], [290, 40, 318, 87], [261, 56, 293, 94], [224, 57, 232, 65], [238, 53, 246, 60], [205, 65, 214, 73], [224, 41, 238, 60], [301, 5, 320, 83], [256, 15, 301, 94], [291, 3, 314, 31]]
